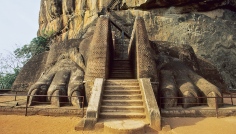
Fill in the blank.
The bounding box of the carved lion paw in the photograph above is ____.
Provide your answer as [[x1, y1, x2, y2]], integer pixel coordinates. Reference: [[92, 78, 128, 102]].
[[28, 48, 85, 107], [159, 58, 222, 109]]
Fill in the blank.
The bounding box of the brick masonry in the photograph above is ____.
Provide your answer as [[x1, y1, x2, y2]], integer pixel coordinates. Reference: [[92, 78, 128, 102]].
[[84, 15, 112, 103]]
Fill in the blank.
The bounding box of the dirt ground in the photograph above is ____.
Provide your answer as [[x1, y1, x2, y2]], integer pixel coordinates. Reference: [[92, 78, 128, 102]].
[[1, 94, 236, 134], [1, 115, 236, 134], [163, 117, 236, 134]]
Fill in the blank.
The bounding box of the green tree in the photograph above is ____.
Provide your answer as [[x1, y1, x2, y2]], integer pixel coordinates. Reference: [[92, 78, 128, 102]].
[[0, 68, 20, 89], [0, 36, 50, 89], [14, 36, 49, 64]]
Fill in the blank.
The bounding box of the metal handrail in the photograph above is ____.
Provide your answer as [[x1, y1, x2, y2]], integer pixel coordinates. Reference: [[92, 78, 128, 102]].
[[159, 95, 236, 117], [0, 94, 85, 117]]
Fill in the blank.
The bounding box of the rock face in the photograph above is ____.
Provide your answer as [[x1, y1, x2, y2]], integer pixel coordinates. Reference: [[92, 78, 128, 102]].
[[38, 0, 112, 41], [13, 0, 236, 107], [121, 8, 236, 89], [36, 0, 236, 89], [125, 0, 236, 10]]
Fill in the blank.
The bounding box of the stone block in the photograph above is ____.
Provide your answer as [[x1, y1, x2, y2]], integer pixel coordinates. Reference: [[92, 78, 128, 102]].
[[139, 78, 161, 131]]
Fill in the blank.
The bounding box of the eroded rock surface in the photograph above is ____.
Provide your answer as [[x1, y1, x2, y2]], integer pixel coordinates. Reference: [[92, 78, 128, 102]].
[[36, 0, 236, 89], [112, 8, 236, 89], [12, 0, 236, 108]]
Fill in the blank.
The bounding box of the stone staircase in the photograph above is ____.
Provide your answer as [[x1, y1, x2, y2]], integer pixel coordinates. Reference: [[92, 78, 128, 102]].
[[109, 60, 134, 79], [99, 79, 146, 119], [113, 38, 130, 59], [76, 15, 161, 132]]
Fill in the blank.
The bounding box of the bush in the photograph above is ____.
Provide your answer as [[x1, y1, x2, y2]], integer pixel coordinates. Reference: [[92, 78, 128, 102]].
[[0, 68, 20, 89]]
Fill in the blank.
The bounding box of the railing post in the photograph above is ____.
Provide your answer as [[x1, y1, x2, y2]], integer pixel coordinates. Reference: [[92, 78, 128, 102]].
[[82, 96, 84, 117], [230, 93, 233, 105], [215, 96, 218, 118], [25, 95, 29, 116], [159, 97, 162, 113], [14, 92, 17, 101]]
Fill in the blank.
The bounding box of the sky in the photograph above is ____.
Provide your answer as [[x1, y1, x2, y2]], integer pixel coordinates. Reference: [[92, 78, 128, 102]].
[[0, 1, 41, 55]]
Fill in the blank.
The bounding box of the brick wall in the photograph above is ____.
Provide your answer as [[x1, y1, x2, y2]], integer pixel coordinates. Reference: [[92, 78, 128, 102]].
[[84, 16, 112, 103]]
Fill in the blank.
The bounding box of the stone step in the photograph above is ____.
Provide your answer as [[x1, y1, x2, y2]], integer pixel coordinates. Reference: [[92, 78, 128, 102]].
[[111, 67, 132, 69], [112, 60, 130, 62], [109, 76, 134, 79], [111, 64, 131, 67], [110, 70, 133, 73], [110, 76, 134, 79], [106, 79, 138, 81], [110, 73, 133, 76], [110, 71, 133, 73], [115, 44, 129, 48], [100, 106, 145, 113], [112, 63, 130, 66], [105, 81, 139, 86], [110, 72, 133, 76], [106, 79, 138, 82], [116, 38, 130, 40], [103, 90, 141, 95], [111, 65, 131, 68], [100, 112, 146, 118], [103, 94, 142, 100], [112, 61, 130, 64], [116, 39, 130, 44], [102, 100, 143, 106], [109, 75, 134, 79], [103, 120, 146, 134], [111, 68, 132, 71], [104, 86, 140, 90]]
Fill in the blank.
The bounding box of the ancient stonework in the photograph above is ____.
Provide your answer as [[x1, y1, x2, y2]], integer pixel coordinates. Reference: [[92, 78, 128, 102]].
[[35, 0, 236, 89], [12, 0, 235, 110]]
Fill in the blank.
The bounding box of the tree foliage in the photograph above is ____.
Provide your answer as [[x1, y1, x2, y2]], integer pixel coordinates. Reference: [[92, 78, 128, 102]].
[[0, 36, 49, 89], [0, 68, 20, 89], [14, 36, 49, 64]]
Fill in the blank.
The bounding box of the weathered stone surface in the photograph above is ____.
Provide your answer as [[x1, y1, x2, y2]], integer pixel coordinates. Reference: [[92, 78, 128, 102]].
[[84, 16, 112, 102], [83, 78, 104, 130], [27, 42, 87, 107], [12, 52, 48, 92], [0, 106, 84, 117], [12, 0, 235, 111], [36, 0, 236, 89], [114, 8, 236, 89], [139, 78, 161, 131], [124, 0, 236, 11], [104, 120, 146, 134], [129, 17, 158, 93], [38, 0, 110, 42], [160, 70, 178, 108]]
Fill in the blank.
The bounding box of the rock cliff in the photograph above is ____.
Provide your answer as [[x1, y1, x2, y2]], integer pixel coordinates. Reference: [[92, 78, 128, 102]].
[[37, 0, 236, 89], [11, 0, 236, 110], [38, 0, 236, 88]]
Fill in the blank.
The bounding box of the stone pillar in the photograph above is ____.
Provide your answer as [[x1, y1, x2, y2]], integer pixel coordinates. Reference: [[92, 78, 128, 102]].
[[84, 15, 111, 103], [134, 17, 158, 95]]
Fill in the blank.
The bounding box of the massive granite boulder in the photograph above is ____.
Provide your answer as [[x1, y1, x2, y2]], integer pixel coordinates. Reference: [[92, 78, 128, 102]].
[[35, 0, 236, 89], [12, 0, 236, 108]]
